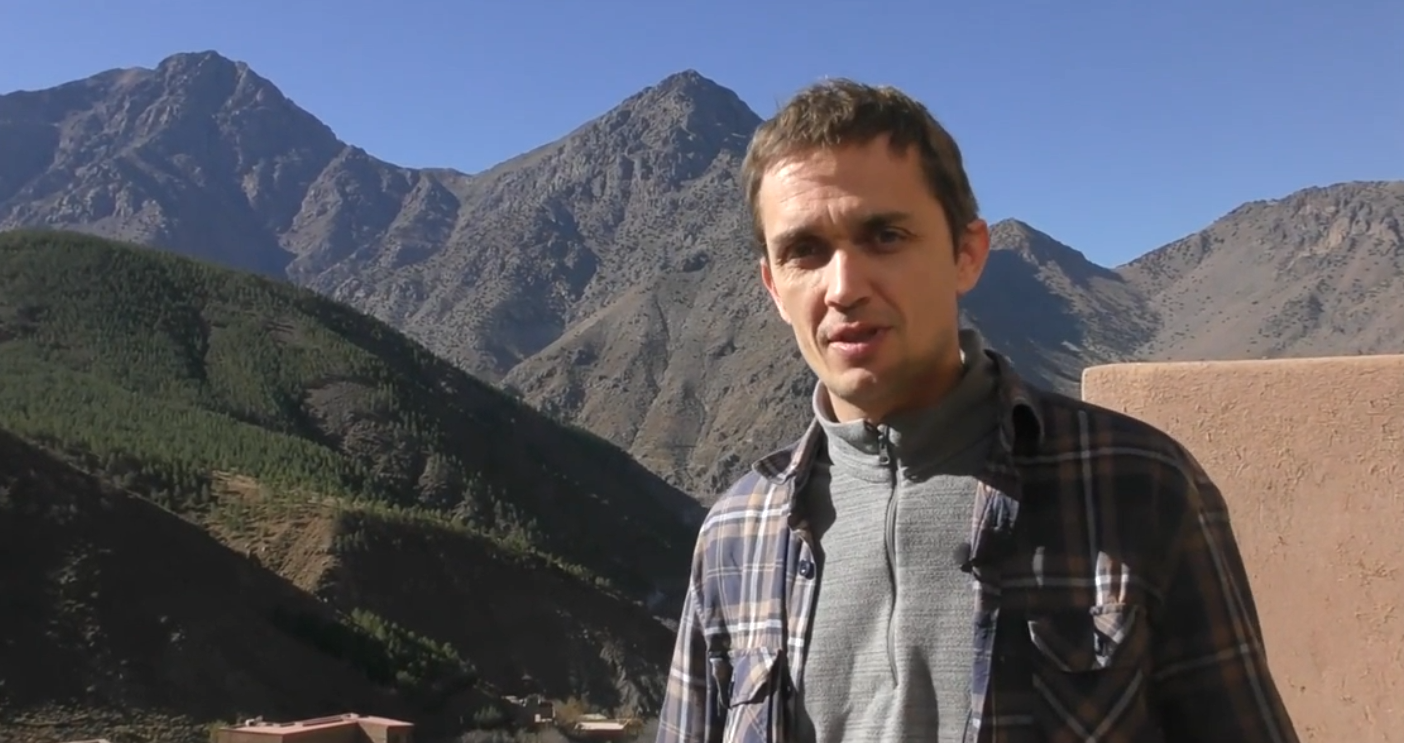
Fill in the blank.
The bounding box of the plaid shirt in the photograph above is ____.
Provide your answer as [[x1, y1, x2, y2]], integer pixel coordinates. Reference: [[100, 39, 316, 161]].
[[655, 348, 1299, 743]]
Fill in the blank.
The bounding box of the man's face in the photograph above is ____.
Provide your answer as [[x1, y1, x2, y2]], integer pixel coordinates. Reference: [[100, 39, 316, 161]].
[[757, 135, 990, 422]]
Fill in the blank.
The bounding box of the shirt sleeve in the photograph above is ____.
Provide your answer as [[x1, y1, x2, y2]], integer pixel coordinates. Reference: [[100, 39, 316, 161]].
[[1152, 461, 1301, 743], [654, 533, 717, 743]]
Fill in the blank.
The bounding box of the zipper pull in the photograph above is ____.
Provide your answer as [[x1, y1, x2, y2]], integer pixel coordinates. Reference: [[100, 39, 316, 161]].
[[876, 426, 892, 468]]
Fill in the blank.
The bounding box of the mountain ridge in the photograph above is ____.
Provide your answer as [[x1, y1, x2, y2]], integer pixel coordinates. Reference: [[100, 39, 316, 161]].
[[2, 50, 1401, 497]]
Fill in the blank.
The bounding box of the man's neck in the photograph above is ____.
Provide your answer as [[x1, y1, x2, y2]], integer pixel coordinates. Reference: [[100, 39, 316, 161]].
[[814, 329, 1002, 468], [827, 350, 968, 425]]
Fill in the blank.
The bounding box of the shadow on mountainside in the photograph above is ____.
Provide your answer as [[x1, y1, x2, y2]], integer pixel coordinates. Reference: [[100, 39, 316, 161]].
[[0, 427, 410, 743]]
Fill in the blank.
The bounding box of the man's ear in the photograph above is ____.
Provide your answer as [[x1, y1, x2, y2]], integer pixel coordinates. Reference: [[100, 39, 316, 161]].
[[760, 256, 792, 325], [954, 218, 991, 297]]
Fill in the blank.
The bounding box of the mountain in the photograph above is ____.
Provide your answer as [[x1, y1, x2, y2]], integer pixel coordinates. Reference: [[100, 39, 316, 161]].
[[965, 219, 1156, 391], [2, 51, 1401, 498], [0, 229, 700, 738], [1119, 180, 1404, 361], [302, 67, 805, 497], [0, 52, 344, 277]]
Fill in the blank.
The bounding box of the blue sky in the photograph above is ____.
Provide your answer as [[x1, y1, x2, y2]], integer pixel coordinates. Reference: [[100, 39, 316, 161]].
[[2, 0, 1399, 266]]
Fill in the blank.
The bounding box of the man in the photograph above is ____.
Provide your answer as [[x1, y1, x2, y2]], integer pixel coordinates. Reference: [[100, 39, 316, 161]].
[[655, 79, 1299, 743]]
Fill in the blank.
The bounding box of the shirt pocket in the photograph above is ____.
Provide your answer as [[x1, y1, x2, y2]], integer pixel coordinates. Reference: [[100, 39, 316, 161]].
[[717, 646, 781, 743], [1025, 602, 1164, 743]]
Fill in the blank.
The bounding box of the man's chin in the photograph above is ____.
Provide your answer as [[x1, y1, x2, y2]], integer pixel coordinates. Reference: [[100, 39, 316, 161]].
[[821, 367, 885, 400]]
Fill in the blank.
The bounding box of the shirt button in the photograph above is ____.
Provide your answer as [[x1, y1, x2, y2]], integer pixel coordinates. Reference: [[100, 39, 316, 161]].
[[798, 559, 815, 579]]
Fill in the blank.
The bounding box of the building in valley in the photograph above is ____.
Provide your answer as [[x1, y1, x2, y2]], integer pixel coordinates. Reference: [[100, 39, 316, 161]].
[[210, 713, 413, 743]]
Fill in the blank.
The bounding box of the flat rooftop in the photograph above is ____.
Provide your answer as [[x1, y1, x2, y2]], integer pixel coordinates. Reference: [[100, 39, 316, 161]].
[[227, 713, 412, 734]]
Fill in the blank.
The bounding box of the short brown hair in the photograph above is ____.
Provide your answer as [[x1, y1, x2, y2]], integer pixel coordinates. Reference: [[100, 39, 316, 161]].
[[741, 78, 979, 254]]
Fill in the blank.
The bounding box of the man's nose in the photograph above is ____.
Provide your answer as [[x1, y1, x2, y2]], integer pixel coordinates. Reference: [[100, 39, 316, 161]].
[[824, 248, 870, 309]]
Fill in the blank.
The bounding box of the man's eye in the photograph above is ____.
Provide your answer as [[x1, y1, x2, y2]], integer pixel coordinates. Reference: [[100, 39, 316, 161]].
[[787, 242, 820, 260], [874, 228, 904, 244]]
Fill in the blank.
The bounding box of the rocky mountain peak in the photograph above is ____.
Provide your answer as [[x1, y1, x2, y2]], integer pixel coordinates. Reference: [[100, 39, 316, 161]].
[[988, 218, 1099, 270], [642, 69, 754, 115], [596, 69, 762, 160], [141, 51, 322, 134], [155, 49, 244, 76]]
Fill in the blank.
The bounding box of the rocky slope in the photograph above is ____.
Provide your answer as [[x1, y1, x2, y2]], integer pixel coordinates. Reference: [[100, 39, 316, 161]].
[[1119, 180, 1404, 361], [964, 219, 1157, 392]]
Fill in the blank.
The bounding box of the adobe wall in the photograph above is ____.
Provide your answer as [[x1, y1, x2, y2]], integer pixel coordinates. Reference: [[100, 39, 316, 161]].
[[1082, 355, 1404, 743]]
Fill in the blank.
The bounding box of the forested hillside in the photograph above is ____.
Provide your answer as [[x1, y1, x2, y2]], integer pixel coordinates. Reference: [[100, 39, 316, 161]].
[[0, 229, 695, 741]]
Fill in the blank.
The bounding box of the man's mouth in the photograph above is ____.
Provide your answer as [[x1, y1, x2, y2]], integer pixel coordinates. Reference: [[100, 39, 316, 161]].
[[824, 324, 888, 358], [828, 325, 884, 343]]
